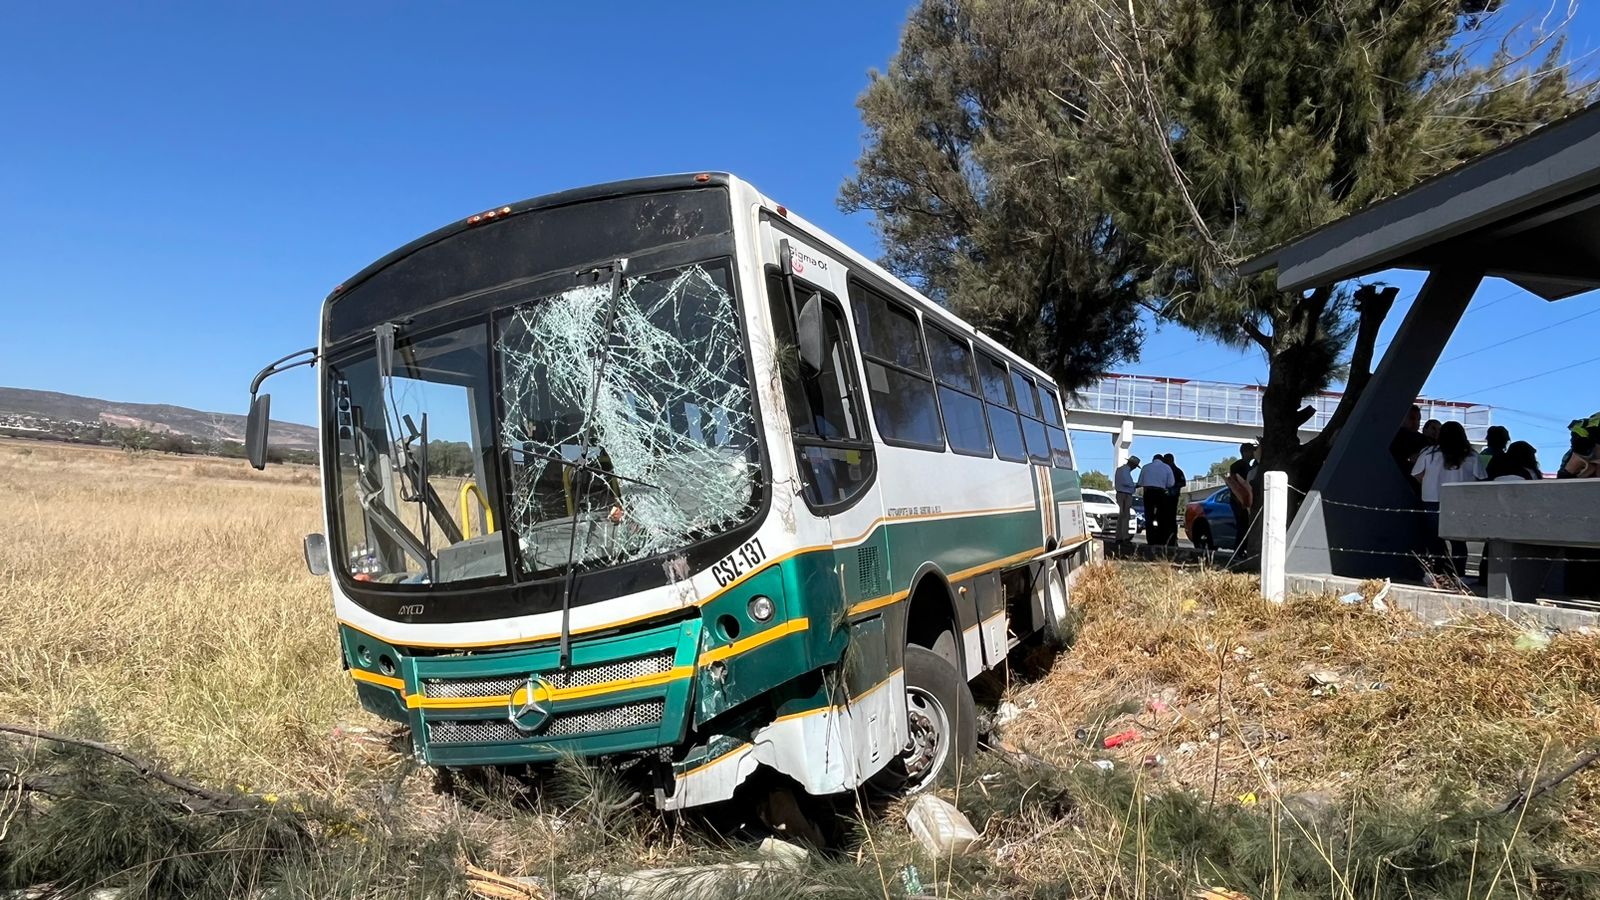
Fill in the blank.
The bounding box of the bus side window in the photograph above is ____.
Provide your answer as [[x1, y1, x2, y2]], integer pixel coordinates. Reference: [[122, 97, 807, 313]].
[[848, 283, 946, 451], [766, 272, 876, 509], [1013, 370, 1051, 464], [925, 323, 993, 457], [977, 352, 1027, 463], [1037, 384, 1073, 469]]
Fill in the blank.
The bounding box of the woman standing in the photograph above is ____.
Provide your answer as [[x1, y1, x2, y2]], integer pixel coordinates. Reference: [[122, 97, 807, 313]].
[[1412, 421, 1485, 583]]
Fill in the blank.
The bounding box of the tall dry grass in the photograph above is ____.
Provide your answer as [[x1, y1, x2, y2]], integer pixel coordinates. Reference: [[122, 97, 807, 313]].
[[0, 440, 377, 798], [3, 440, 1598, 898]]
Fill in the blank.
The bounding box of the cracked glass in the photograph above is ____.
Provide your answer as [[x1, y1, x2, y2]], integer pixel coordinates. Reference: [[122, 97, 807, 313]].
[[496, 261, 759, 576]]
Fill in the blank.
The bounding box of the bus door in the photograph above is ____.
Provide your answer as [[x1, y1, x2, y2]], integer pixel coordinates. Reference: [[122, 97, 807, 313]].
[[763, 229, 889, 724]]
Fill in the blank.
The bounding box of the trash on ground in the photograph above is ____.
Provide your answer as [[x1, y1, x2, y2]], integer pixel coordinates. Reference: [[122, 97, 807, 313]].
[[994, 700, 1024, 728], [1515, 629, 1552, 653], [1237, 791, 1259, 807], [900, 864, 924, 896], [1092, 759, 1115, 771], [1103, 729, 1140, 749], [757, 837, 809, 868], [905, 794, 982, 856]]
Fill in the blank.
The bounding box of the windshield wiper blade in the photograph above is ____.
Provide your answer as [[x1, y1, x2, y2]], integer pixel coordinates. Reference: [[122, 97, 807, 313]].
[[556, 258, 628, 669]]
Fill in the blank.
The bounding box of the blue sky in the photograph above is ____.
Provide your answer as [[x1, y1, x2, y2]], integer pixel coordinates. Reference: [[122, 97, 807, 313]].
[[2, 2, 1595, 476]]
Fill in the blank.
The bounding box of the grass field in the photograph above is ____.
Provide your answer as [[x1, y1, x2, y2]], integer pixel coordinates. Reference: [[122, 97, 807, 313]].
[[2, 439, 1598, 898]]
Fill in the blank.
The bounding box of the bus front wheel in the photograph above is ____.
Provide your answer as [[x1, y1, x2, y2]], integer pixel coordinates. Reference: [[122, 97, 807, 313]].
[[896, 644, 977, 793]]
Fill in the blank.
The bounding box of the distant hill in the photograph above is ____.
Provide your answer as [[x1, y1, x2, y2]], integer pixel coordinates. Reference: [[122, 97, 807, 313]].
[[0, 387, 318, 450]]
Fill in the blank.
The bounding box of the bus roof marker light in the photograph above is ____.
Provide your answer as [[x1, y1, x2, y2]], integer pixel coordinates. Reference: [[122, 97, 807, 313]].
[[694, 173, 711, 183], [467, 206, 513, 227], [775, 205, 788, 217]]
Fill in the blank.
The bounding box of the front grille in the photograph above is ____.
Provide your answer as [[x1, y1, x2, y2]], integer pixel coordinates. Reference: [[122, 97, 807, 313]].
[[422, 676, 523, 699], [428, 699, 667, 745], [420, 650, 675, 699]]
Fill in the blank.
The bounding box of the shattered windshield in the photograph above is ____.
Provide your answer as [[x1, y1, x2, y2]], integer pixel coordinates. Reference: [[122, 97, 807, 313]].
[[496, 260, 759, 576], [328, 323, 508, 586]]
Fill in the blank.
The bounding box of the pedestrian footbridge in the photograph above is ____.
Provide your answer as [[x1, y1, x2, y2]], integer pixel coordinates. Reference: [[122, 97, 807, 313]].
[[1066, 373, 1491, 469]]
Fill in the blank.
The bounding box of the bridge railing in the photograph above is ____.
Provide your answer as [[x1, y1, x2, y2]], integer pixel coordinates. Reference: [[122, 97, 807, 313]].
[[1068, 374, 1491, 439]]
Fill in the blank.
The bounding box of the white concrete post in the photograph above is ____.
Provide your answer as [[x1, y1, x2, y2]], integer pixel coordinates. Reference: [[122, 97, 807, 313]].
[[1262, 470, 1288, 603], [1112, 418, 1134, 471]]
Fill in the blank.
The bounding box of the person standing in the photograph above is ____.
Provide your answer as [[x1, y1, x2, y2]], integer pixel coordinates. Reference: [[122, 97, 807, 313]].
[[1113, 455, 1141, 545], [1138, 453, 1175, 546], [1164, 454, 1186, 547], [1390, 405, 1429, 484], [1559, 412, 1600, 478], [1488, 441, 1541, 480], [1226, 443, 1256, 548], [1412, 421, 1484, 583], [1478, 425, 1509, 473]]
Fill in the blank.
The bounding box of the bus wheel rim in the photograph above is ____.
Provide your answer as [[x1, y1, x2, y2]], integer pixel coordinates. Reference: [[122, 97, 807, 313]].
[[902, 685, 951, 791]]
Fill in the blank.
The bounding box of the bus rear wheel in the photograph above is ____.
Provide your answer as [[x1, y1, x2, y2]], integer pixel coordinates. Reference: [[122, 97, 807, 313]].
[[895, 644, 977, 793]]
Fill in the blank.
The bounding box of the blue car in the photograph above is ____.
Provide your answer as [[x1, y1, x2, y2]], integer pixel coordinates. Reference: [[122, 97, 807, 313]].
[[1184, 487, 1238, 551]]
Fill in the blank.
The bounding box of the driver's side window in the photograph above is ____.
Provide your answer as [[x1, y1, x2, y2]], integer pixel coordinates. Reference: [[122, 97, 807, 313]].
[[766, 271, 875, 510]]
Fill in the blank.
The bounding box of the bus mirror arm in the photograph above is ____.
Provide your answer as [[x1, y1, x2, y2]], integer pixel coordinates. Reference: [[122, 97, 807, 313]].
[[245, 347, 318, 470], [777, 239, 827, 372]]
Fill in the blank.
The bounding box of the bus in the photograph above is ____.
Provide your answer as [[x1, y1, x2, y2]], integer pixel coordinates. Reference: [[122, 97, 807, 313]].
[[244, 173, 1100, 810]]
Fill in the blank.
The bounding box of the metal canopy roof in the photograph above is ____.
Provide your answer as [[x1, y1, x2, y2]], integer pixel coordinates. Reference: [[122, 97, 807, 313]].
[[1239, 102, 1600, 300]]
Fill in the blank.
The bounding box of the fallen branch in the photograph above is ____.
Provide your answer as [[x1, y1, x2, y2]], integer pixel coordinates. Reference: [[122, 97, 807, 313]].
[[0, 722, 255, 813], [1499, 748, 1600, 815], [981, 736, 1059, 772]]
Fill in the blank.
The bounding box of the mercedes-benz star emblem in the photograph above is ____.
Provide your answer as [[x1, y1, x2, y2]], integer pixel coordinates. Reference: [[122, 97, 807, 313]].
[[508, 675, 553, 733]]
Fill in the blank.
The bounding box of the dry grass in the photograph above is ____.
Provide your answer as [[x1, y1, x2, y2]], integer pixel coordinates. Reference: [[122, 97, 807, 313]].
[[0, 439, 378, 799], [2, 440, 1598, 898]]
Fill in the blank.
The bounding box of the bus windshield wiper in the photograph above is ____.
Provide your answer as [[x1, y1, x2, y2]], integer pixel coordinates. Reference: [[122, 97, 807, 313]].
[[556, 258, 628, 669]]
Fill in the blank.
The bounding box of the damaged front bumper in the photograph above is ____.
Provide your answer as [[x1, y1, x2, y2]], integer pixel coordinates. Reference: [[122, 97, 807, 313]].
[[346, 617, 701, 766]]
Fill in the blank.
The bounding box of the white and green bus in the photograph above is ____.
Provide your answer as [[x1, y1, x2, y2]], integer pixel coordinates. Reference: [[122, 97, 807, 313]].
[[245, 173, 1098, 809]]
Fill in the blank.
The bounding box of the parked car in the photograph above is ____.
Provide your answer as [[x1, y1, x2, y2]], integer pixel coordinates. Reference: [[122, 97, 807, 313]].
[[1184, 486, 1238, 551], [1082, 489, 1143, 535]]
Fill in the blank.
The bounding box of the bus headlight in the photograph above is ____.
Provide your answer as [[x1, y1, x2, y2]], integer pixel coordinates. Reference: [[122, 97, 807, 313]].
[[747, 595, 776, 623]]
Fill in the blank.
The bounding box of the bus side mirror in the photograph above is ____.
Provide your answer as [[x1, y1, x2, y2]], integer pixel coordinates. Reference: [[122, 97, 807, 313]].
[[246, 393, 271, 470], [303, 532, 330, 577], [795, 294, 827, 373]]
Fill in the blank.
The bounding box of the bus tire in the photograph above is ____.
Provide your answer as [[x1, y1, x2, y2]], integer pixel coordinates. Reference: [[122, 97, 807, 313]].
[[897, 644, 977, 793]]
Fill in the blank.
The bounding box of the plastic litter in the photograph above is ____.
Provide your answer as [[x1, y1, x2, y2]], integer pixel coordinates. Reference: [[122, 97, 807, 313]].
[[757, 837, 809, 868], [1515, 630, 1552, 652], [900, 865, 924, 896], [1092, 759, 1115, 771], [1371, 579, 1392, 611], [905, 795, 981, 856], [1103, 729, 1140, 749]]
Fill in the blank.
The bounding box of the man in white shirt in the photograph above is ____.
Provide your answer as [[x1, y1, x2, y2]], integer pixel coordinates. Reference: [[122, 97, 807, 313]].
[[1138, 454, 1176, 545], [1113, 456, 1140, 545]]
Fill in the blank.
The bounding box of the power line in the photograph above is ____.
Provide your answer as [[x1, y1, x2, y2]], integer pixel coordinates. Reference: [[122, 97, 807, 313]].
[[1370, 285, 1520, 358], [1442, 352, 1600, 402], [1437, 305, 1600, 365]]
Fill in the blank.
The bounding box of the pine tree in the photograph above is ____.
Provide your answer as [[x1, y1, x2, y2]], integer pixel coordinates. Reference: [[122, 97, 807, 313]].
[[845, 0, 1593, 486], [840, 0, 1151, 389]]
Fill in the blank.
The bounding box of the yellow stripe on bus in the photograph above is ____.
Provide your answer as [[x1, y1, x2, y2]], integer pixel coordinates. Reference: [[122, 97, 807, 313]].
[[404, 665, 696, 711], [337, 505, 1040, 651], [698, 618, 809, 666]]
